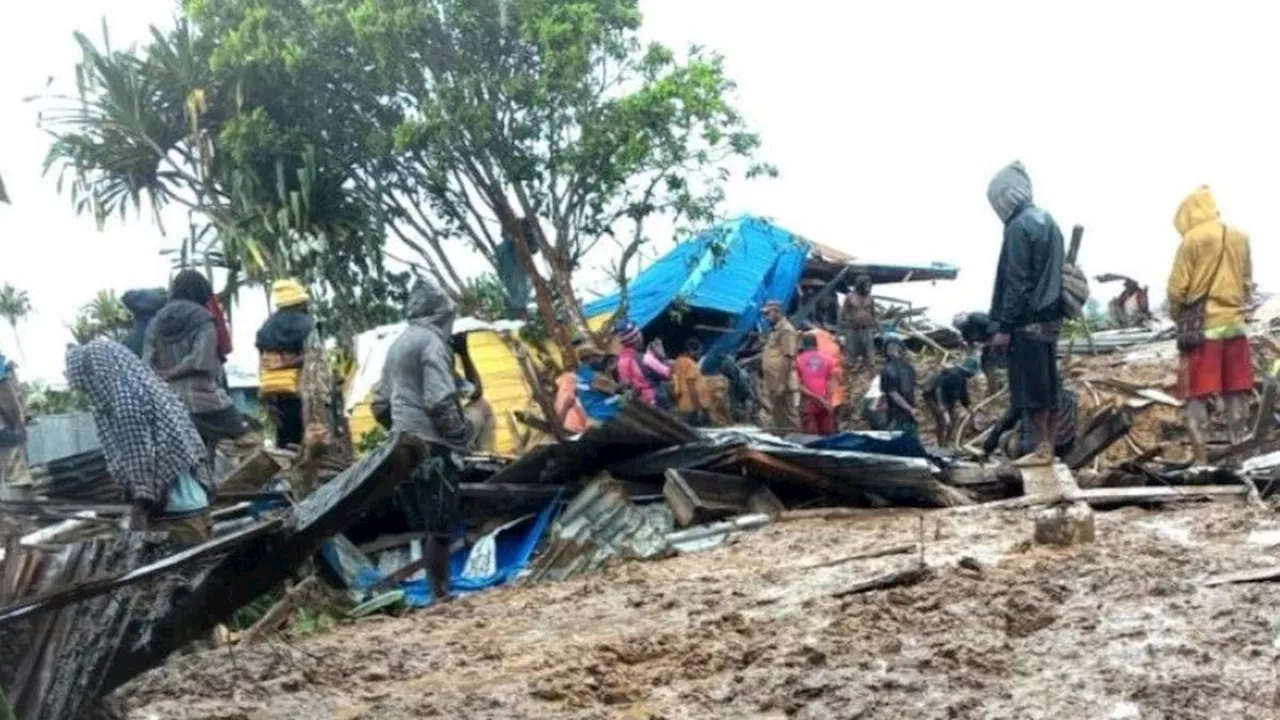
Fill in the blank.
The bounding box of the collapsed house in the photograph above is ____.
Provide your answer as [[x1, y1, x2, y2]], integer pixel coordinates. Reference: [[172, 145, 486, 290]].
[[583, 215, 959, 357]]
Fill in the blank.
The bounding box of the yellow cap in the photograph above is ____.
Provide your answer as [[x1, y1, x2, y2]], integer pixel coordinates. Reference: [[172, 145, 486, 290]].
[[271, 279, 310, 309]]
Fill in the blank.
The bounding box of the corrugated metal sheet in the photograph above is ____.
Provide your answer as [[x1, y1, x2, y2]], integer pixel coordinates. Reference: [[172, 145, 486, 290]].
[[24, 413, 101, 465], [486, 400, 699, 486], [526, 476, 673, 582], [584, 215, 809, 329]]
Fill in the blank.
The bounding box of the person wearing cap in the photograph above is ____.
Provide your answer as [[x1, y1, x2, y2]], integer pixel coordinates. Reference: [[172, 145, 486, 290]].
[[922, 355, 980, 446], [616, 322, 666, 407], [952, 310, 1003, 396], [879, 336, 918, 435], [760, 300, 800, 431], [255, 279, 314, 449], [840, 275, 878, 371]]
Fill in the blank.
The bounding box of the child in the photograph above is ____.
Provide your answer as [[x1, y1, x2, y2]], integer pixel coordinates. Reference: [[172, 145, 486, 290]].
[[796, 333, 837, 435], [671, 338, 707, 426]]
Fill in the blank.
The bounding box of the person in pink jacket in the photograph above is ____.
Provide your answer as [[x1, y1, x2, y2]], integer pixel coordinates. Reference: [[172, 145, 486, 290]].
[[615, 322, 670, 407]]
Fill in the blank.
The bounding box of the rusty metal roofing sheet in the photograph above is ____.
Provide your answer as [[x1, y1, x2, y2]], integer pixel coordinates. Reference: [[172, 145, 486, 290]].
[[525, 476, 673, 582]]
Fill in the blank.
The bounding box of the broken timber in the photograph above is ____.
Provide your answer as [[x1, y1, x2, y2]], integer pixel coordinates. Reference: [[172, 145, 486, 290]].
[[951, 484, 1248, 512], [1065, 406, 1133, 470], [99, 431, 425, 695], [1203, 564, 1280, 587], [831, 563, 931, 599]]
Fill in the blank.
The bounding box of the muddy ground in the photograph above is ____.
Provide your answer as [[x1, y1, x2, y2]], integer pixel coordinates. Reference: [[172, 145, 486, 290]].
[[121, 502, 1280, 719]]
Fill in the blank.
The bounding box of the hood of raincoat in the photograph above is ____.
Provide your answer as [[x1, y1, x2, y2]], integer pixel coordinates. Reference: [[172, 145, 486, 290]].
[[151, 299, 214, 343], [122, 288, 168, 319], [1174, 185, 1220, 237], [987, 161, 1033, 224], [406, 277, 456, 339]]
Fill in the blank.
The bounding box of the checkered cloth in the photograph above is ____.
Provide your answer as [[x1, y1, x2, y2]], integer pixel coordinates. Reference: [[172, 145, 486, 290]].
[[65, 339, 211, 506]]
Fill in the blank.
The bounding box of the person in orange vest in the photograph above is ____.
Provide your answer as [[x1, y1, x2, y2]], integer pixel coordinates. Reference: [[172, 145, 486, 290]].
[[256, 279, 314, 450]]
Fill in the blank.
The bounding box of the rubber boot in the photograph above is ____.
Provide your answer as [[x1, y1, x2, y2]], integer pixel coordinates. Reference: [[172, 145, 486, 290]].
[[1186, 399, 1210, 466]]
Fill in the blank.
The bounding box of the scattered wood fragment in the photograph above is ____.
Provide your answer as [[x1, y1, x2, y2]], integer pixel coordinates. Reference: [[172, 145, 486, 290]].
[[796, 543, 917, 572], [239, 576, 320, 645], [778, 507, 867, 522], [951, 484, 1248, 513], [831, 563, 930, 599], [1203, 565, 1280, 587]]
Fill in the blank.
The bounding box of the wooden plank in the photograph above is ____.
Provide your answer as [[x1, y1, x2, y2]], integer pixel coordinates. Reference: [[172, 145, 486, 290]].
[[1203, 565, 1280, 587], [831, 563, 930, 599], [0, 518, 283, 626], [952, 484, 1247, 512], [103, 431, 425, 695]]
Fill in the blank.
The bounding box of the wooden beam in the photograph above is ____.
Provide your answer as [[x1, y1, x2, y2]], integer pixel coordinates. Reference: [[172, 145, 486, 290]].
[[0, 519, 283, 626]]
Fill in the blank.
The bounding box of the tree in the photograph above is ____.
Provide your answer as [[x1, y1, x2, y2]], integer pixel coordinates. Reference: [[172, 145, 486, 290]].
[[41, 20, 405, 342], [67, 290, 131, 344], [181, 0, 774, 356], [0, 283, 32, 363]]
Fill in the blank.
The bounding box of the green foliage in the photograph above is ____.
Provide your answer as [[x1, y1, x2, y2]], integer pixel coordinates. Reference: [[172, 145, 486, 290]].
[[456, 274, 508, 321], [46, 0, 771, 345], [67, 290, 131, 344], [42, 19, 399, 341], [20, 381, 91, 415], [354, 423, 387, 456]]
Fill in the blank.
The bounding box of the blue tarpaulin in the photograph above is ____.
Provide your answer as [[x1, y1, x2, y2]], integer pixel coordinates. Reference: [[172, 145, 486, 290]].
[[320, 495, 561, 608], [804, 431, 930, 459], [584, 216, 810, 353]]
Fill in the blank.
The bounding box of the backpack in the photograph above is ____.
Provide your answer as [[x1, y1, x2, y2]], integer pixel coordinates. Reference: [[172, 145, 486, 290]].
[[1061, 262, 1089, 318]]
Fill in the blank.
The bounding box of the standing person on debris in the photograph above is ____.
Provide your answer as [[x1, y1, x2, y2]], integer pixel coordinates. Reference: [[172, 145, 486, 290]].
[[256, 279, 314, 450], [796, 333, 837, 435], [986, 160, 1066, 466], [922, 356, 980, 447], [145, 270, 251, 456], [808, 327, 849, 428], [983, 386, 1079, 460], [1167, 185, 1255, 463], [879, 337, 918, 434], [671, 339, 707, 426], [840, 275, 878, 371], [66, 339, 213, 544], [714, 354, 756, 424], [952, 310, 1002, 395], [372, 277, 473, 601], [120, 288, 168, 358], [760, 300, 801, 431], [0, 354, 31, 489]]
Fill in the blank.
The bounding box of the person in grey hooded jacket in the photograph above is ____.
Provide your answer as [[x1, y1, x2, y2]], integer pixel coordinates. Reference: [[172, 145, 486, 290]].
[[372, 276, 471, 600], [986, 160, 1065, 466]]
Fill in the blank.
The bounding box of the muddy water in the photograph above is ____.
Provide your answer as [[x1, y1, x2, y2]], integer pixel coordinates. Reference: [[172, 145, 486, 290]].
[[122, 504, 1279, 719]]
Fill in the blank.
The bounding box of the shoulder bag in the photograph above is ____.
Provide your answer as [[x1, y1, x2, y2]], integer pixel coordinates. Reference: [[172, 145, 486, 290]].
[[1175, 227, 1228, 354]]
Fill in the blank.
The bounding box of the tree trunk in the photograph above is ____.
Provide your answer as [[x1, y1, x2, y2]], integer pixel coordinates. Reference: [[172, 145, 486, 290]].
[[493, 207, 575, 369]]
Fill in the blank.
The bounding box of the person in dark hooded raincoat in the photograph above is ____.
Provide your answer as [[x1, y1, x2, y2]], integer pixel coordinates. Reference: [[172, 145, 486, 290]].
[[986, 161, 1066, 466], [120, 288, 168, 358], [372, 276, 472, 600], [145, 270, 251, 452]]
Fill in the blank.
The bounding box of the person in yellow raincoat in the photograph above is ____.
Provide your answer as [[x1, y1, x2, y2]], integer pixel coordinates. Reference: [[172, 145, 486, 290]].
[[1167, 185, 1254, 463], [256, 279, 313, 450], [758, 300, 800, 431]]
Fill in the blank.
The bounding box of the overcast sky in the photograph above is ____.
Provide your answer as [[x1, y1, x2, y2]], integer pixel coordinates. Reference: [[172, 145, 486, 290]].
[[2, 0, 1276, 381]]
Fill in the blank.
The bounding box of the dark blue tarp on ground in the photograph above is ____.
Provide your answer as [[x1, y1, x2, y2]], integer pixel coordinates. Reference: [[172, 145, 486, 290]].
[[804, 431, 930, 459]]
